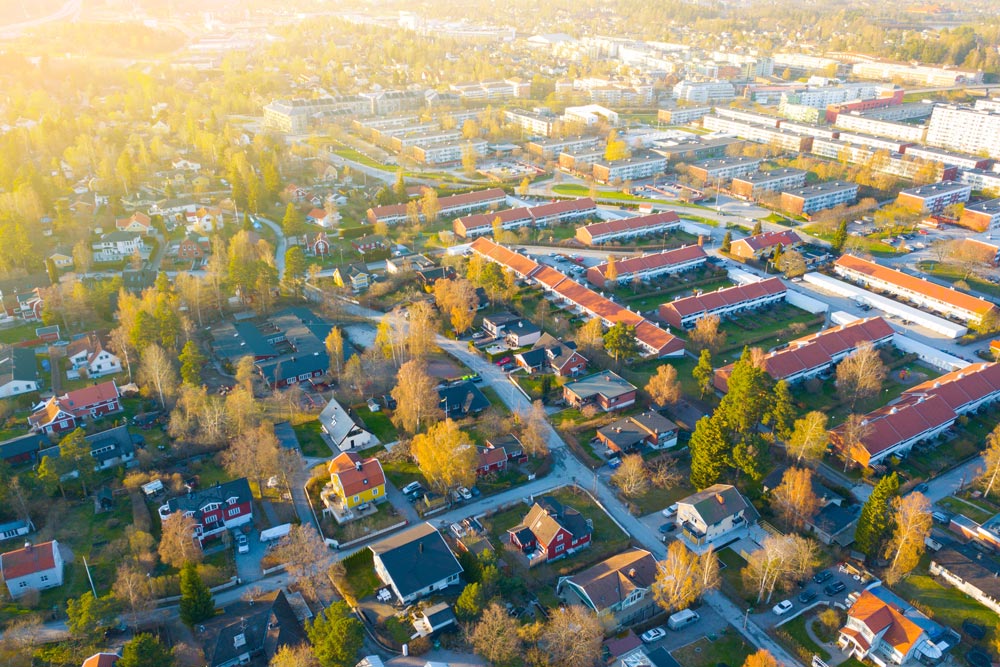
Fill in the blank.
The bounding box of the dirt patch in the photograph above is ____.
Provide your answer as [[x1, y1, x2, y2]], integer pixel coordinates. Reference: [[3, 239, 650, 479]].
[[424, 356, 463, 380]]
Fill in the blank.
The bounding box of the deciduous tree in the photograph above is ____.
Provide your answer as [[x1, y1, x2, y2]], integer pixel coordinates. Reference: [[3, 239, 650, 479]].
[[835, 342, 886, 409], [646, 364, 681, 406], [139, 343, 179, 409], [270, 644, 319, 667], [576, 318, 605, 353], [519, 400, 550, 458], [980, 425, 1000, 498], [159, 513, 203, 568], [405, 301, 438, 359], [390, 360, 443, 434], [66, 592, 118, 637], [743, 650, 779, 667], [271, 525, 340, 599], [113, 561, 153, 630], [651, 541, 720, 613], [542, 606, 603, 667], [689, 314, 725, 354], [742, 534, 819, 604], [786, 412, 829, 463], [883, 492, 932, 584], [771, 467, 820, 530], [410, 419, 477, 494], [325, 327, 344, 379], [222, 422, 279, 495], [611, 454, 649, 497], [470, 602, 522, 666]]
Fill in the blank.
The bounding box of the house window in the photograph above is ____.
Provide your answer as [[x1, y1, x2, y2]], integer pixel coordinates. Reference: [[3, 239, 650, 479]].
[[372, 488, 379, 496], [554, 543, 564, 553], [40, 575, 48, 582], [205, 515, 217, 524], [227, 508, 240, 518], [353, 495, 360, 503], [18, 581, 27, 588]]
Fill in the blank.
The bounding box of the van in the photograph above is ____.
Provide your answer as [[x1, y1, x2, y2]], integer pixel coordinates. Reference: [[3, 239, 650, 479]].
[[932, 511, 951, 525], [667, 609, 699, 631]]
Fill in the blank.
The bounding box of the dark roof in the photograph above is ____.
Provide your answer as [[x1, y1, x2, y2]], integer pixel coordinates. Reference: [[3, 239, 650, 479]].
[[369, 523, 463, 599], [0, 348, 37, 385], [762, 466, 841, 505], [505, 319, 541, 338], [256, 353, 329, 383], [121, 269, 157, 293], [596, 421, 647, 451], [931, 546, 1000, 601], [438, 381, 490, 416], [645, 647, 682, 667], [565, 549, 657, 611], [512, 496, 592, 546], [515, 348, 547, 368], [680, 484, 757, 525], [273, 422, 300, 450], [810, 503, 860, 542], [165, 478, 253, 518], [483, 312, 522, 328], [0, 432, 48, 461], [85, 425, 136, 463], [208, 590, 306, 667]]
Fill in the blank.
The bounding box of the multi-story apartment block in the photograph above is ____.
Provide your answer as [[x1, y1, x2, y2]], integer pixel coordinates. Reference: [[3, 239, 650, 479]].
[[834, 114, 926, 143], [450, 79, 529, 100], [672, 81, 736, 104], [778, 120, 839, 140], [411, 139, 488, 166], [390, 130, 463, 151], [504, 109, 556, 137], [591, 153, 667, 184], [896, 181, 972, 214], [959, 168, 1000, 194], [926, 105, 1000, 159], [658, 107, 712, 125], [558, 149, 605, 174], [563, 105, 619, 127], [687, 157, 761, 183], [835, 131, 912, 154], [731, 168, 807, 200], [810, 139, 954, 182], [902, 146, 991, 171], [771, 53, 840, 73], [852, 61, 983, 86], [714, 107, 782, 128], [527, 136, 599, 159], [777, 101, 823, 124], [651, 136, 744, 162], [702, 116, 813, 152], [371, 122, 441, 144], [263, 96, 370, 133], [858, 102, 934, 122], [780, 181, 858, 216], [959, 199, 1000, 233]]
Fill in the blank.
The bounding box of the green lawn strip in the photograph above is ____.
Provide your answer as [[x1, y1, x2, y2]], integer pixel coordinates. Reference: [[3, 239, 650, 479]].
[[380, 458, 429, 491], [0, 323, 39, 344], [937, 496, 996, 524], [190, 459, 232, 487], [622, 354, 703, 404], [551, 184, 711, 209], [356, 407, 400, 444], [292, 419, 334, 458], [892, 567, 1000, 649], [342, 548, 382, 599], [916, 261, 1000, 300], [716, 548, 750, 601], [333, 148, 393, 171], [624, 483, 692, 516], [776, 613, 831, 661], [671, 632, 753, 667], [478, 385, 513, 417]]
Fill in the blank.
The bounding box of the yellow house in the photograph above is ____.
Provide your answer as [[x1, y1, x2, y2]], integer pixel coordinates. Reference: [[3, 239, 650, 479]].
[[327, 452, 386, 509]]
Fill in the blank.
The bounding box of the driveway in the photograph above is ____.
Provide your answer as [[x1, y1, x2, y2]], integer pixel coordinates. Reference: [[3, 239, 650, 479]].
[[643, 604, 729, 653], [750, 565, 867, 630], [921, 456, 984, 503], [235, 528, 269, 583]]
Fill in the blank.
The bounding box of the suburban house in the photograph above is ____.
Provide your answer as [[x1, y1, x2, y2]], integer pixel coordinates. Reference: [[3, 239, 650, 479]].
[[929, 546, 1000, 616], [475, 446, 508, 477], [332, 263, 371, 292], [838, 589, 944, 665], [28, 381, 123, 435], [575, 212, 680, 246], [47, 251, 73, 269], [115, 212, 154, 235], [675, 484, 758, 549], [306, 208, 337, 228], [306, 231, 331, 256], [508, 496, 592, 564], [1, 540, 64, 598], [412, 602, 458, 638], [503, 319, 542, 348], [0, 520, 33, 543], [713, 317, 895, 392], [370, 522, 464, 604], [586, 246, 708, 287], [82, 653, 119, 667], [563, 372, 637, 412], [485, 434, 526, 464], [255, 354, 329, 390], [92, 231, 143, 262], [177, 235, 209, 260], [808, 503, 861, 546], [206, 590, 307, 667], [728, 230, 803, 261], [158, 478, 254, 545], [482, 312, 524, 339], [318, 397, 374, 452], [185, 207, 225, 234], [514, 333, 588, 377], [351, 235, 387, 256], [0, 433, 48, 465], [0, 347, 39, 399], [557, 548, 659, 630], [326, 452, 386, 510], [596, 411, 679, 454], [65, 333, 122, 379], [438, 381, 490, 418], [84, 425, 138, 470], [659, 278, 787, 329]]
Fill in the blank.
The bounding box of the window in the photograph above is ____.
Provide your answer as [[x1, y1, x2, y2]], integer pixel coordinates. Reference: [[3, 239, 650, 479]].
[[40, 575, 48, 582], [554, 543, 564, 553], [354, 496, 360, 503], [205, 515, 217, 523], [372, 488, 379, 496], [227, 508, 240, 518], [18, 581, 26, 588]]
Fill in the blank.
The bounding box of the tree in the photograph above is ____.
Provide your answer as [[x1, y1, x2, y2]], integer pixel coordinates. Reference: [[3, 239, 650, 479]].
[[743, 650, 780, 667], [689, 314, 726, 354], [832, 219, 848, 253], [223, 422, 280, 495], [772, 467, 820, 530], [835, 342, 886, 409], [778, 249, 807, 278], [605, 255, 618, 282], [839, 413, 873, 471], [520, 400, 550, 458], [752, 220, 762, 235], [611, 454, 650, 497], [742, 534, 819, 603], [283, 246, 307, 298], [307, 601, 363, 667], [651, 541, 720, 613], [689, 416, 728, 489], [139, 344, 179, 409], [270, 644, 319, 667], [67, 592, 118, 637], [179, 562, 215, 626], [883, 493, 932, 585], [604, 130, 628, 162], [405, 301, 438, 359], [113, 561, 153, 630], [178, 340, 205, 387], [37, 455, 66, 497], [282, 203, 306, 241], [72, 239, 93, 276], [720, 231, 732, 253], [421, 189, 440, 223], [470, 603, 522, 666], [977, 424, 1000, 498], [462, 142, 479, 176], [603, 322, 637, 362], [646, 364, 681, 406], [576, 318, 605, 353], [119, 633, 174, 667], [324, 327, 344, 379], [456, 582, 484, 621], [766, 380, 795, 441], [159, 513, 203, 568], [855, 472, 900, 559], [542, 606, 603, 667], [59, 427, 97, 495], [410, 419, 477, 494], [271, 525, 338, 599], [693, 349, 714, 398], [390, 360, 443, 433], [786, 412, 829, 463]]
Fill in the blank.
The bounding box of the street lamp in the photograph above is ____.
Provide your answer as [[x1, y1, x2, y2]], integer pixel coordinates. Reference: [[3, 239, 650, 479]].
[[744, 607, 751, 629]]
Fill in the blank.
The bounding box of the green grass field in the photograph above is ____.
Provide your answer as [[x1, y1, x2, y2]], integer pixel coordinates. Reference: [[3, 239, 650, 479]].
[[893, 565, 1000, 649], [671, 632, 753, 667], [292, 419, 334, 458]]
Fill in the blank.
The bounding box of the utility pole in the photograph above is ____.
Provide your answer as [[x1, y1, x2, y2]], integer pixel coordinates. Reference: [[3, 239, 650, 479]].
[[83, 556, 98, 597]]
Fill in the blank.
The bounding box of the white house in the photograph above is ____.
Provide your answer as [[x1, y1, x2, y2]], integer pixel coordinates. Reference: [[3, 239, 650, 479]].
[[0, 348, 39, 399], [318, 397, 375, 452], [369, 523, 463, 604], [675, 484, 758, 550], [65, 333, 122, 379], [92, 232, 143, 263], [839, 589, 943, 665], [185, 207, 225, 234], [1, 540, 64, 598]]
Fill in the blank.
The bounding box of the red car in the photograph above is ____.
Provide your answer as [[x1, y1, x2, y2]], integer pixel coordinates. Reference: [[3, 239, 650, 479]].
[[495, 356, 512, 366]]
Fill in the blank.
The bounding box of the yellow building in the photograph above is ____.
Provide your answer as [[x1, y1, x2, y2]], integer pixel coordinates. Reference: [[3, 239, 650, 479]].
[[327, 452, 386, 509]]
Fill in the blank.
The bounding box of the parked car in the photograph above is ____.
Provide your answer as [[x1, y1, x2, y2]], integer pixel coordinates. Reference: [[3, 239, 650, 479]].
[[772, 600, 793, 616], [662, 504, 678, 518], [495, 356, 512, 366], [236, 534, 249, 554], [658, 522, 675, 534], [824, 581, 846, 596], [366, 398, 381, 412], [401, 481, 423, 496], [607, 457, 622, 470], [798, 589, 817, 604], [812, 570, 833, 584], [914, 483, 929, 493], [640, 627, 666, 643], [501, 362, 515, 372], [472, 332, 486, 340], [457, 487, 473, 501]]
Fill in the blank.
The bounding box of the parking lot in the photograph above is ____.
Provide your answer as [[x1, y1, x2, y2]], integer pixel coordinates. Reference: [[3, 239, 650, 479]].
[[751, 562, 871, 629], [642, 604, 730, 653]]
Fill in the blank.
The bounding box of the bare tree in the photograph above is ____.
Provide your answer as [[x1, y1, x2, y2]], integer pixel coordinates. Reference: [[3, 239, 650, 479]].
[[786, 412, 829, 463], [883, 493, 932, 585], [271, 525, 340, 599], [835, 342, 886, 409], [325, 327, 344, 379], [390, 360, 443, 434], [158, 513, 203, 568], [611, 454, 650, 498], [269, 644, 320, 667], [542, 606, 603, 667], [839, 413, 874, 471], [651, 541, 719, 613], [646, 364, 681, 406], [742, 534, 819, 604], [109, 326, 134, 381], [771, 467, 820, 530], [405, 301, 439, 360], [689, 314, 726, 354], [138, 344, 179, 409], [113, 561, 153, 629], [222, 422, 280, 495], [469, 603, 522, 666], [519, 400, 550, 458]]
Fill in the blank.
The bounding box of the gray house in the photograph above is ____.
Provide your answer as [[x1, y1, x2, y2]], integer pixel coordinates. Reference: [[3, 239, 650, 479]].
[[370, 522, 463, 604], [318, 397, 374, 452]]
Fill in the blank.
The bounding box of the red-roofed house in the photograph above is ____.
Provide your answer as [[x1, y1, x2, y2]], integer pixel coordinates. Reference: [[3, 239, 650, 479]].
[[659, 278, 787, 329], [454, 208, 534, 238], [307, 231, 331, 256], [81, 653, 119, 667], [587, 246, 707, 287], [838, 590, 936, 665], [28, 381, 122, 435], [476, 446, 508, 476], [326, 452, 386, 510], [65, 333, 122, 379], [528, 198, 596, 226], [575, 212, 680, 245], [729, 230, 803, 260], [508, 496, 592, 563], [306, 208, 336, 228], [115, 212, 153, 236], [1, 540, 64, 598]]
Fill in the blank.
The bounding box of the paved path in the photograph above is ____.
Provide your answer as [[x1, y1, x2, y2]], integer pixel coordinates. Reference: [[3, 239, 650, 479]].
[[255, 215, 288, 280], [803, 614, 851, 666]]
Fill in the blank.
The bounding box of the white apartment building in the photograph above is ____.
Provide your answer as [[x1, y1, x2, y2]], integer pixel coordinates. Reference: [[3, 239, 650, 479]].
[[834, 114, 926, 143], [778, 101, 823, 124], [781, 181, 858, 215], [781, 84, 886, 109], [959, 168, 1000, 194], [772, 53, 839, 72], [702, 116, 810, 152], [975, 99, 1000, 113], [714, 107, 781, 127], [897, 181, 972, 214], [852, 61, 983, 86], [527, 136, 599, 158], [835, 131, 911, 153], [658, 107, 712, 125], [412, 139, 488, 166], [672, 81, 736, 104], [926, 105, 1000, 159], [450, 79, 529, 100], [688, 156, 761, 182], [779, 120, 839, 139], [903, 146, 991, 170], [562, 105, 619, 127], [591, 154, 667, 184], [731, 168, 807, 199], [504, 109, 556, 137], [390, 129, 463, 150]]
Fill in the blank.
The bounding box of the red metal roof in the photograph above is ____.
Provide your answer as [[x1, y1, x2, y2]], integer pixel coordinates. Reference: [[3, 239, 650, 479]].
[[659, 278, 786, 325], [731, 230, 802, 253], [529, 198, 596, 219], [1, 541, 57, 579], [455, 207, 533, 233], [438, 188, 506, 212], [578, 212, 680, 242], [469, 238, 540, 278], [589, 246, 707, 282], [60, 381, 119, 414]]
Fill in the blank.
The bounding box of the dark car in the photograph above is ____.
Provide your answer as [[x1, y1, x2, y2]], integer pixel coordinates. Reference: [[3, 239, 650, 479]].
[[659, 522, 676, 534], [798, 590, 818, 604], [813, 570, 833, 584], [914, 482, 929, 493], [381, 394, 397, 410], [966, 648, 992, 667], [824, 581, 846, 596], [963, 619, 987, 641]]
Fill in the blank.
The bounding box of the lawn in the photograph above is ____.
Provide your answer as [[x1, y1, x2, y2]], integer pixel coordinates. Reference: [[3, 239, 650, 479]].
[[380, 457, 428, 492], [320, 501, 405, 546], [0, 323, 37, 344], [356, 407, 399, 444], [709, 304, 824, 365], [551, 184, 706, 208], [716, 548, 750, 602], [621, 354, 707, 411], [937, 495, 997, 524], [778, 612, 831, 661], [619, 278, 734, 312], [292, 419, 334, 458], [893, 565, 1000, 649], [624, 482, 693, 517], [916, 260, 1000, 301], [671, 631, 753, 667], [341, 548, 383, 600], [333, 147, 393, 171]]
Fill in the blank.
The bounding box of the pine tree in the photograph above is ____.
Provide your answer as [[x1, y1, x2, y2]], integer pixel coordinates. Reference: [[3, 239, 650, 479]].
[[307, 601, 364, 667], [118, 633, 174, 667], [832, 219, 848, 253], [767, 380, 795, 441], [720, 231, 732, 253], [752, 220, 762, 235], [693, 349, 714, 398], [178, 341, 205, 387], [179, 562, 215, 626], [855, 473, 900, 559], [689, 416, 728, 489]]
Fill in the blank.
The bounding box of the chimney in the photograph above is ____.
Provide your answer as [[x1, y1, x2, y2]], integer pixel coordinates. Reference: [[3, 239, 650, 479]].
[[356, 460, 363, 472], [23, 542, 31, 551], [627, 568, 637, 578], [715, 493, 724, 504], [418, 541, 424, 554]]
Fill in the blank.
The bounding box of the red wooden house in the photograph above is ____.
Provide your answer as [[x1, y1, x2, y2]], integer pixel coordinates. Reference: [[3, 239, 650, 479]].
[[486, 434, 527, 464], [157, 478, 253, 544], [28, 381, 122, 435], [508, 496, 592, 563], [476, 447, 507, 477]]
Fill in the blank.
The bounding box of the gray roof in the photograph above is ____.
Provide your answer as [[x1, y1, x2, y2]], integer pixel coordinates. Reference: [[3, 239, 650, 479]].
[[318, 397, 369, 446], [369, 522, 463, 600], [564, 371, 636, 401], [438, 381, 490, 417], [0, 348, 37, 385], [273, 421, 300, 450], [810, 503, 859, 543], [0, 432, 48, 462], [680, 484, 757, 525], [85, 425, 137, 463], [208, 590, 306, 667]]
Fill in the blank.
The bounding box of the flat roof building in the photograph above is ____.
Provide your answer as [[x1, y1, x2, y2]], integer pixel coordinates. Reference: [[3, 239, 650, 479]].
[[687, 156, 761, 183], [781, 181, 858, 216], [896, 181, 972, 214], [591, 153, 667, 185], [731, 168, 806, 200]]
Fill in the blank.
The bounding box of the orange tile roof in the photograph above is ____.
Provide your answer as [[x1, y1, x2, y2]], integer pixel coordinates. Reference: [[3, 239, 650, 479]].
[[82, 654, 119, 667], [835, 254, 996, 317], [469, 238, 541, 278], [455, 207, 533, 233], [1, 541, 57, 579], [847, 590, 925, 656], [327, 452, 386, 498], [577, 212, 680, 242]]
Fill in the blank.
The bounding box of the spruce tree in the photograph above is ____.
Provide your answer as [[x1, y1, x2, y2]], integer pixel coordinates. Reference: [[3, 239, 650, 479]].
[[767, 380, 796, 441], [832, 219, 848, 254], [179, 562, 215, 626], [752, 220, 762, 235], [720, 231, 732, 253], [689, 415, 728, 489], [692, 349, 714, 398], [855, 473, 900, 559]]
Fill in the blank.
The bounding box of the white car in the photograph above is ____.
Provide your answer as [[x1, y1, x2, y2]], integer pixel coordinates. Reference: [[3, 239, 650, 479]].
[[661, 503, 678, 518], [236, 534, 249, 554], [458, 487, 473, 500], [640, 627, 666, 643], [772, 600, 794, 616]]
